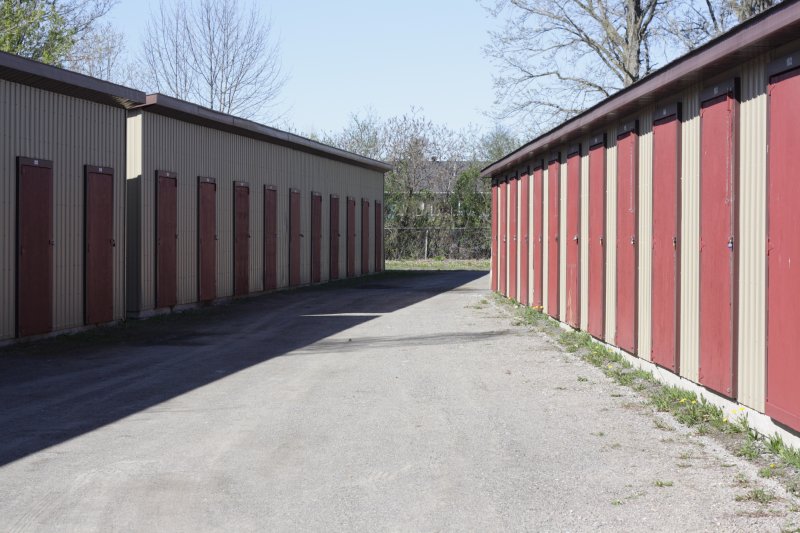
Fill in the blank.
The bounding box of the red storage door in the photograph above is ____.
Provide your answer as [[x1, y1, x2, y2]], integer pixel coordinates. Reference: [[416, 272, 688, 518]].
[[156, 171, 178, 309], [499, 179, 507, 295], [767, 59, 800, 431], [346, 197, 356, 277], [329, 195, 340, 281], [17, 158, 53, 337], [264, 186, 277, 290], [233, 182, 250, 296], [547, 155, 560, 318], [85, 166, 114, 325], [519, 171, 530, 306], [699, 80, 738, 398], [361, 199, 370, 275], [587, 135, 606, 339], [311, 192, 322, 283], [375, 201, 383, 273], [509, 176, 518, 300], [616, 123, 638, 354], [565, 146, 581, 328], [532, 164, 544, 307], [289, 189, 301, 287], [651, 104, 681, 372], [198, 177, 216, 302], [491, 182, 498, 292]]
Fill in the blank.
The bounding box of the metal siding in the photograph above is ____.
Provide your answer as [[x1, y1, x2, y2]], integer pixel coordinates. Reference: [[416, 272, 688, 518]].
[[638, 110, 654, 361], [616, 130, 638, 354], [542, 166, 549, 310], [0, 80, 127, 339], [85, 168, 115, 325], [491, 184, 498, 291], [234, 183, 250, 296], [533, 166, 544, 307], [738, 57, 768, 412], [559, 156, 567, 319], [519, 172, 530, 306], [499, 180, 507, 295], [129, 112, 383, 312], [605, 127, 618, 342], [547, 160, 560, 317], [680, 86, 702, 382]]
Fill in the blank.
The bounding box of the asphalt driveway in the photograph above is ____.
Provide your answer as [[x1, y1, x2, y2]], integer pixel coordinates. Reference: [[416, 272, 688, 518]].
[[0, 270, 797, 532]]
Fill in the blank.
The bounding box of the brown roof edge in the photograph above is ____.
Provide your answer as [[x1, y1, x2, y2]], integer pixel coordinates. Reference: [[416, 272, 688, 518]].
[[0, 50, 145, 108], [137, 94, 393, 174], [480, 0, 800, 178]]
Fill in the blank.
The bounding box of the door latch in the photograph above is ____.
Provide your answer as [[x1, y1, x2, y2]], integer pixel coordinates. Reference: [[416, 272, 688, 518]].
[[727, 236, 734, 249]]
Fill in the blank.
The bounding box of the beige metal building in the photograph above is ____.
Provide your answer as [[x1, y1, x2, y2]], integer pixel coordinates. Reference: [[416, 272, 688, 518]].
[[0, 52, 145, 341], [126, 94, 389, 316], [485, 1, 800, 434]]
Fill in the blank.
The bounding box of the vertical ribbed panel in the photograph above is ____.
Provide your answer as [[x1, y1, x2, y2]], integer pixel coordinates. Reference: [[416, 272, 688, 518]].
[[559, 152, 567, 317], [0, 80, 127, 340], [738, 56, 768, 411], [680, 86, 701, 382], [542, 164, 549, 312], [580, 141, 589, 330], [638, 108, 654, 362], [128, 112, 384, 313], [605, 126, 618, 342]]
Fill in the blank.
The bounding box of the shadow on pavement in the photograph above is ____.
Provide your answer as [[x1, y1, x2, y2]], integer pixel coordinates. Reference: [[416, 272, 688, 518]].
[[0, 270, 487, 467]]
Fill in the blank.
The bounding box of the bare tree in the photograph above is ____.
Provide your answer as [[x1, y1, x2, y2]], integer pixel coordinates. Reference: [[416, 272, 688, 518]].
[[141, 0, 194, 100], [64, 22, 126, 81], [141, 0, 286, 120], [484, 0, 662, 131], [666, 0, 775, 50]]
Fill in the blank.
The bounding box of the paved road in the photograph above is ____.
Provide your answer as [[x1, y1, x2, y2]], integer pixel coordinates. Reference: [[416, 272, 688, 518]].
[[0, 271, 796, 531]]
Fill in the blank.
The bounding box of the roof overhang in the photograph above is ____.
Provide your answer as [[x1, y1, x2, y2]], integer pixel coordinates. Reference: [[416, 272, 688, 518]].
[[481, 0, 800, 178], [136, 94, 393, 174], [0, 51, 145, 109]]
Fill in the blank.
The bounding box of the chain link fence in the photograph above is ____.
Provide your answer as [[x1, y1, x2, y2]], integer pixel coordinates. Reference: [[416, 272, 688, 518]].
[[384, 227, 490, 260]]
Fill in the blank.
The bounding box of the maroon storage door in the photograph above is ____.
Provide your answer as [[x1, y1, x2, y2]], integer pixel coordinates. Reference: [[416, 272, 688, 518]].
[[85, 166, 114, 325], [547, 154, 560, 318], [375, 200, 383, 273], [499, 179, 507, 295], [347, 197, 356, 278], [651, 104, 682, 372], [198, 177, 216, 302], [519, 170, 530, 306], [767, 58, 800, 431], [587, 135, 606, 339], [156, 171, 178, 309], [329, 195, 340, 280], [699, 80, 738, 398], [491, 182, 498, 292], [361, 199, 370, 275], [616, 122, 638, 354], [289, 189, 301, 287], [532, 164, 544, 307], [233, 182, 250, 296], [311, 192, 322, 283], [565, 146, 581, 328], [509, 176, 518, 300], [17, 158, 53, 337], [264, 186, 277, 290]]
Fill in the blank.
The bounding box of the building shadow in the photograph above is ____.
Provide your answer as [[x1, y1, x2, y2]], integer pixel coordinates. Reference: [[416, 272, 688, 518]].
[[0, 270, 487, 466]]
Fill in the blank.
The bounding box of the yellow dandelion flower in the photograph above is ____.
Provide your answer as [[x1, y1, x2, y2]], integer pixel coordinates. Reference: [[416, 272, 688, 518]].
[[770, 463, 777, 469], [679, 398, 686, 404], [723, 418, 729, 423], [691, 400, 697, 404]]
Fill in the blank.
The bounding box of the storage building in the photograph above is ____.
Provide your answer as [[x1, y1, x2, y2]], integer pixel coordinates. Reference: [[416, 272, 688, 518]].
[[126, 94, 389, 316], [484, 0, 800, 434], [0, 51, 145, 340]]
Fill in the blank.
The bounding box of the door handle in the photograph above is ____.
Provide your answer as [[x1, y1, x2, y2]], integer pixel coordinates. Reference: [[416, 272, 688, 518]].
[[573, 234, 579, 242], [600, 236, 604, 246], [672, 236, 677, 249], [727, 236, 734, 249], [630, 236, 636, 246], [110, 238, 116, 247]]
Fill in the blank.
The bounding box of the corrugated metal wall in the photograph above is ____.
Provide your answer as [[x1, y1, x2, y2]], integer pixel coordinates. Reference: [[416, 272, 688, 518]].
[[559, 152, 567, 317], [638, 107, 654, 362], [580, 141, 590, 330], [127, 111, 384, 313], [738, 54, 768, 412], [542, 164, 550, 313], [0, 80, 127, 340], [605, 126, 618, 342], [679, 85, 701, 383]]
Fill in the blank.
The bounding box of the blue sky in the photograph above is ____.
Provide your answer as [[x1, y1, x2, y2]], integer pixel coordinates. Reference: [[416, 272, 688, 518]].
[[109, 0, 500, 135]]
